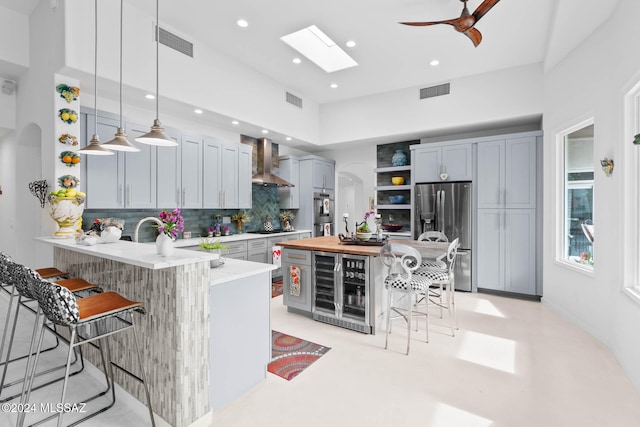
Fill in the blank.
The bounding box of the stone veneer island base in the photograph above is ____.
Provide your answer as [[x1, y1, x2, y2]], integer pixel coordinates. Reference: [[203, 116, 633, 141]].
[[40, 238, 275, 427]]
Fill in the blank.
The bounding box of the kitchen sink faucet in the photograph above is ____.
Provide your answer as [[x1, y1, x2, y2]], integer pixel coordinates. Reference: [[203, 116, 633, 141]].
[[134, 217, 163, 242]]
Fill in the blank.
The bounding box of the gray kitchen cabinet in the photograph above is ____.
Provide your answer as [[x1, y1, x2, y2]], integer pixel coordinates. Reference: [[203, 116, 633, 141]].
[[124, 122, 157, 209], [477, 136, 537, 209], [180, 135, 203, 208], [300, 155, 335, 191], [155, 128, 181, 208], [203, 139, 252, 209], [83, 114, 156, 209], [278, 155, 300, 209], [238, 143, 252, 209], [224, 240, 248, 261], [477, 209, 536, 295], [282, 248, 312, 313], [412, 142, 472, 183], [247, 238, 268, 264]]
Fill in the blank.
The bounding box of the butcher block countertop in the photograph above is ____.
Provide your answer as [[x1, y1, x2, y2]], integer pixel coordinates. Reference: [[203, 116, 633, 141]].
[[278, 236, 385, 256]]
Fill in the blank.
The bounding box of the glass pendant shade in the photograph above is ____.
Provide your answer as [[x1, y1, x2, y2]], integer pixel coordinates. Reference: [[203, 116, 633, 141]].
[[79, 134, 114, 155], [102, 127, 140, 151], [135, 118, 176, 146]]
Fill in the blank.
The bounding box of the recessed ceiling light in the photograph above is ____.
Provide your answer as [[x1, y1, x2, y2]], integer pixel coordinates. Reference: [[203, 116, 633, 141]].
[[330, 83, 338, 89], [145, 94, 155, 99], [232, 120, 239, 125], [194, 109, 203, 114], [430, 59, 440, 66], [346, 40, 356, 48], [237, 19, 248, 28], [261, 129, 269, 134], [286, 137, 292, 141], [292, 57, 302, 64], [281, 25, 358, 73]]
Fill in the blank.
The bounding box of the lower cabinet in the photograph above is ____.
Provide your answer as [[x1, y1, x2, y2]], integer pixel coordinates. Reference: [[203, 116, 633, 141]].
[[477, 209, 537, 295], [281, 248, 312, 312], [247, 238, 268, 264], [224, 240, 248, 261]]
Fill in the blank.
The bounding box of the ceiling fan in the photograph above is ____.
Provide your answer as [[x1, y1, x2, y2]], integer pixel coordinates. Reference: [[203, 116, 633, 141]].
[[400, 0, 502, 47]]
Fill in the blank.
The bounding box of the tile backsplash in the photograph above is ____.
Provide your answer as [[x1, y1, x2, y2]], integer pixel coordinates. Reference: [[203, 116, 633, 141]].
[[83, 185, 294, 242]]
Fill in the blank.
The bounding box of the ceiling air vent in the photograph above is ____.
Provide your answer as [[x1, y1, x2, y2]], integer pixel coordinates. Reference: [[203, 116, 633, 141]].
[[420, 83, 450, 100], [286, 92, 303, 108], [156, 26, 194, 58]]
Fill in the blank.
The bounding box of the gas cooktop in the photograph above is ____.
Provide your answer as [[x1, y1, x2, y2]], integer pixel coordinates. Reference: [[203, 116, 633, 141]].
[[247, 229, 286, 234]]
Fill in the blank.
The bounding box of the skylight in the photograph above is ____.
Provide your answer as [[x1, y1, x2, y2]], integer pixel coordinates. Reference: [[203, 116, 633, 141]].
[[281, 25, 358, 73]]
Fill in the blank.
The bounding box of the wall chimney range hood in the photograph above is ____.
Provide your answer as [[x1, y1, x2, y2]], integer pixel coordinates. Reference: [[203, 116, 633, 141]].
[[252, 138, 294, 187]]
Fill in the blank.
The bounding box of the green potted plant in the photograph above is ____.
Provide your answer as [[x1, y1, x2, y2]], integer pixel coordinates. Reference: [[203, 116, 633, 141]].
[[231, 211, 250, 232], [278, 211, 295, 231], [199, 237, 227, 267], [356, 211, 375, 241]]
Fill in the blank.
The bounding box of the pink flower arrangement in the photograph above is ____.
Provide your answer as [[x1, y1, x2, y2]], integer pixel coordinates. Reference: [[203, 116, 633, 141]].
[[158, 208, 184, 239]]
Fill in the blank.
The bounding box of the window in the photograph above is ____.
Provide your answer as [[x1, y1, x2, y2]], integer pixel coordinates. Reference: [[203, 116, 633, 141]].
[[558, 121, 594, 269]]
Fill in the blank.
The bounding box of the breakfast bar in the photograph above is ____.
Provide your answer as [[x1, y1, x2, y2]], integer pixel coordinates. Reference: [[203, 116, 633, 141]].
[[37, 238, 276, 427]]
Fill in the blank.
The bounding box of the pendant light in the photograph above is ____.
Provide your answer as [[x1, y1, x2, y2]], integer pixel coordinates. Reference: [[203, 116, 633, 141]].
[[102, 0, 139, 152], [135, 0, 177, 146], [79, 0, 114, 156]]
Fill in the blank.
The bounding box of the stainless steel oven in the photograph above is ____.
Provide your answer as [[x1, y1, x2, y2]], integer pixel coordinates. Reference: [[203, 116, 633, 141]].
[[313, 192, 334, 236]]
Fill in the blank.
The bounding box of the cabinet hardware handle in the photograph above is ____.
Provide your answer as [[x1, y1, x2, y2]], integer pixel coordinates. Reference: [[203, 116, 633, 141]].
[[118, 184, 123, 207], [182, 188, 186, 206], [176, 188, 180, 206], [288, 255, 306, 259], [127, 184, 131, 207]]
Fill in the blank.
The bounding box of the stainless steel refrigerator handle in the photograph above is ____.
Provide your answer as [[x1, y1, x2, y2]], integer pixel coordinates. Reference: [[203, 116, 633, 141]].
[[439, 189, 446, 232]]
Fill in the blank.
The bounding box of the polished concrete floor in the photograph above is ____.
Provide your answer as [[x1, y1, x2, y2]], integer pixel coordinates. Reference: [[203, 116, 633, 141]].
[[3, 290, 640, 426]]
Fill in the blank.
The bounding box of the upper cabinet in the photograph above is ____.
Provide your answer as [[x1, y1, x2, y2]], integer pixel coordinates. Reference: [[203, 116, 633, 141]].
[[83, 114, 157, 209], [180, 135, 204, 209], [477, 136, 537, 209], [307, 157, 335, 190], [203, 139, 252, 209], [278, 155, 300, 209], [412, 143, 473, 183]]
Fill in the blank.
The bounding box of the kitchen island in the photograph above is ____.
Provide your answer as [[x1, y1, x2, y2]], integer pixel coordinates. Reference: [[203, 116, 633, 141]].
[[37, 237, 276, 427], [277, 236, 388, 334]]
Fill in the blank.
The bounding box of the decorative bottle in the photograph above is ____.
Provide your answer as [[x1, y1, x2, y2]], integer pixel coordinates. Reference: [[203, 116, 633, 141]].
[[391, 149, 407, 166]]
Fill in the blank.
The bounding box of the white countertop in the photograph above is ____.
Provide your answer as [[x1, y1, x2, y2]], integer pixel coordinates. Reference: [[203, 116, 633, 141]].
[[172, 229, 312, 248], [37, 237, 219, 269], [208, 258, 277, 286]]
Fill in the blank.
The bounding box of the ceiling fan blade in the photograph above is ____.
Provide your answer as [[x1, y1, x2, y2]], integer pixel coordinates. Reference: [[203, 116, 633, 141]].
[[399, 19, 453, 27], [472, 0, 501, 23], [463, 27, 483, 47]]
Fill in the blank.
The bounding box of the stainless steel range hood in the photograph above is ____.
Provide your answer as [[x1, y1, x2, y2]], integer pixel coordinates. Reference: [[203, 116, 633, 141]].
[[252, 138, 294, 187]]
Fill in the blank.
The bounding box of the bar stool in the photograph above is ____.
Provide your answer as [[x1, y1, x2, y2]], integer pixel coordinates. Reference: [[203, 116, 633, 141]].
[[381, 243, 432, 355], [0, 260, 101, 403], [21, 277, 156, 427], [415, 238, 459, 336]]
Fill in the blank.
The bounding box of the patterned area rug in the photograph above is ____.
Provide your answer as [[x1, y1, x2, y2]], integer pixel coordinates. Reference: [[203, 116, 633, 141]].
[[272, 280, 283, 298], [268, 331, 331, 381]]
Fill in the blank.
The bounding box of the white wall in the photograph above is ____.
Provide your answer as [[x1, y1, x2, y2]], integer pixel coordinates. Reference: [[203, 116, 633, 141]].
[[319, 63, 544, 145], [0, 5, 29, 73], [542, 0, 640, 390], [63, 0, 320, 145]]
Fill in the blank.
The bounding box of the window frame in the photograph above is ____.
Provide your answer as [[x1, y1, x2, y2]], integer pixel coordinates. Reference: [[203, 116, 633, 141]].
[[555, 118, 595, 275], [623, 81, 640, 304]]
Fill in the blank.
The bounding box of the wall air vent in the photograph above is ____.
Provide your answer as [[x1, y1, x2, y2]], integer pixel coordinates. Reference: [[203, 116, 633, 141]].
[[156, 26, 193, 58], [286, 92, 303, 108], [420, 83, 450, 100]]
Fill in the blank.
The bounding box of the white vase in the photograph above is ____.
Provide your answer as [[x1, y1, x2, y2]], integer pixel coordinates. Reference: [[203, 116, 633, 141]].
[[156, 233, 174, 257]]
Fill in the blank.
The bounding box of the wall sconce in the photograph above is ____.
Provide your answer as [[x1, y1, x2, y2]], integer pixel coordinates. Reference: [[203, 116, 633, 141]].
[[633, 133, 640, 145], [600, 158, 614, 177]]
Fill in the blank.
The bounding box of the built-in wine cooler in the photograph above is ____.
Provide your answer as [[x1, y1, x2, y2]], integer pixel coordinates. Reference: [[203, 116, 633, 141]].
[[312, 252, 371, 334]]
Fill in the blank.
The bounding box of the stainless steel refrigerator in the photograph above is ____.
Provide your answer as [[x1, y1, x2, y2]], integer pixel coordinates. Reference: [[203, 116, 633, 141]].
[[413, 182, 472, 291]]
